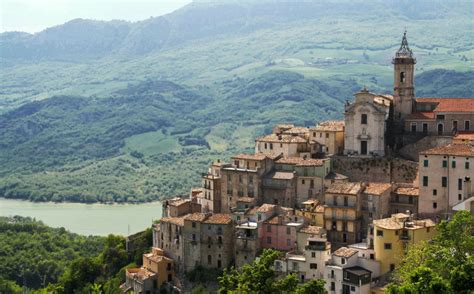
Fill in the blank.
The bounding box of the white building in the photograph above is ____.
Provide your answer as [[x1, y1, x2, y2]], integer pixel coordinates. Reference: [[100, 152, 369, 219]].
[[344, 89, 392, 157]]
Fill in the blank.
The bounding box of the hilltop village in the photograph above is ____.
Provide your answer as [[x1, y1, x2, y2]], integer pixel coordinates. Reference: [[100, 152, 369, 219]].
[[121, 33, 474, 293]]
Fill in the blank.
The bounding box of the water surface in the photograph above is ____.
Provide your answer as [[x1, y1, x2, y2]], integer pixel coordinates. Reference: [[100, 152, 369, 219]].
[[0, 198, 162, 236]]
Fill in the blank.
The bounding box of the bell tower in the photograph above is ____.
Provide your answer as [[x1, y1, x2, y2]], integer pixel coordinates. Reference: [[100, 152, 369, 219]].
[[393, 31, 416, 121]]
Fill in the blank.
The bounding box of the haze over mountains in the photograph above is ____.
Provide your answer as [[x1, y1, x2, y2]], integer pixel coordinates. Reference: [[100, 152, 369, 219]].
[[0, 0, 473, 202]]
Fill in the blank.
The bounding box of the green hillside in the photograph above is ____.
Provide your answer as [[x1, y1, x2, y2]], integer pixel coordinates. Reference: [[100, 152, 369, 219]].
[[0, 0, 472, 202]]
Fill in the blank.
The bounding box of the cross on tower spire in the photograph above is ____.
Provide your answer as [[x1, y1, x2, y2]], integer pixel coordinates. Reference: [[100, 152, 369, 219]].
[[396, 30, 413, 57]]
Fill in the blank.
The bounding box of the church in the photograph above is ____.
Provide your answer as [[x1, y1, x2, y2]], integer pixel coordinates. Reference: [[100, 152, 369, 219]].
[[343, 32, 474, 157]]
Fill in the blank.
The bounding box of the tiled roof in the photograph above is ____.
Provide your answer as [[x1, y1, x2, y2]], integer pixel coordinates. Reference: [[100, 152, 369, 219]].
[[245, 206, 259, 215], [184, 213, 208, 222], [266, 171, 295, 180], [364, 183, 392, 195], [160, 216, 185, 226], [276, 157, 326, 166], [326, 182, 363, 195], [265, 215, 280, 225], [416, 98, 474, 112], [394, 187, 419, 196], [256, 134, 307, 143], [204, 214, 233, 225], [333, 247, 358, 258], [420, 143, 474, 156], [275, 124, 295, 129], [256, 203, 276, 213], [299, 225, 323, 235], [454, 132, 474, 141], [283, 127, 309, 134], [313, 120, 345, 132], [406, 112, 435, 120], [168, 198, 190, 207], [232, 153, 268, 161], [373, 214, 436, 230]]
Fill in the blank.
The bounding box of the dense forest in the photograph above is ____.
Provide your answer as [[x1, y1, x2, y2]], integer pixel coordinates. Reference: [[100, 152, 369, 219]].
[[0, 216, 152, 293]]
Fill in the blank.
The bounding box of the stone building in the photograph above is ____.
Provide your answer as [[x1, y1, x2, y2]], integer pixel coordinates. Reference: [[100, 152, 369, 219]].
[[200, 160, 223, 213], [260, 214, 305, 251], [418, 143, 474, 219], [220, 153, 275, 213], [324, 182, 364, 249], [182, 213, 234, 272], [343, 89, 391, 157], [296, 199, 325, 227], [360, 182, 392, 236], [262, 170, 297, 208], [390, 184, 419, 215], [155, 216, 185, 272], [309, 120, 345, 156], [123, 247, 175, 294], [255, 134, 315, 158]]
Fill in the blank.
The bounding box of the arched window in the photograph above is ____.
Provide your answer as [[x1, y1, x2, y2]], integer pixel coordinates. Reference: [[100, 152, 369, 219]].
[[438, 123, 444, 135], [400, 72, 406, 83], [361, 114, 368, 125]]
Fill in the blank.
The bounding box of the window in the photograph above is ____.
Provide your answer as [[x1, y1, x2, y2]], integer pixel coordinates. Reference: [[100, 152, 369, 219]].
[[443, 160, 448, 168], [422, 123, 428, 133], [384, 243, 392, 250], [433, 189, 437, 196], [466, 161, 470, 169], [423, 176, 429, 187], [310, 263, 317, 269], [239, 175, 242, 183], [331, 282, 335, 290], [167, 263, 172, 271], [400, 71, 406, 83], [361, 114, 368, 124], [437, 115, 445, 120], [192, 234, 196, 241], [458, 179, 463, 190], [286, 227, 291, 235], [310, 179, 314, 188], [351, 286, 356, 291], [270, 143, 273, 150], [287, 239, 291, 246], [423, 159, 429, 167], [433, 202, 437, 209], [320, 133, 322, 138], [266, 225, 271, 232], [453, 120, 458, 130], [311, 252, 316, 258], [264, 143, 267, 149], [459, 194, 462, 201], [267, 237, 272, 244], [438, 123, 444, 135], [442, 177, 447, 187], [465, 120, 470, 130], [341, 258, 346, 264], [411, 123, 417, 133], [390, 264, 396, 271], [313, 132, 316, 137], [302, 179, 305, 185], [326, 133, 329, 138], [344, 196, 348, 206], [452, 161, 456, 168], [218, 236, 223, 244], [376, 229, 384, 237]]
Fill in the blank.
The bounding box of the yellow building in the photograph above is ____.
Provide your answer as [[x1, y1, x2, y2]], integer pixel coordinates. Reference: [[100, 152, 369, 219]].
[[296, 199, 325, 226], [123, 247, 175, 293], [309, 120, 345, 155], [372, 213, 436, 275]]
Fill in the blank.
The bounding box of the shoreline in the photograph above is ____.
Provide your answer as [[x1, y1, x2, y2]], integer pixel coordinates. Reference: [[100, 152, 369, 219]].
[[0, 197, 164, 206]]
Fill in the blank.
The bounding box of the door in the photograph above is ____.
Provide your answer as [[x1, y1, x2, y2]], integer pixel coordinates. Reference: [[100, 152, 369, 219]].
[[423, 123, 428, 134], [438, 124, 444, 135], [360, 141, 368, 155]]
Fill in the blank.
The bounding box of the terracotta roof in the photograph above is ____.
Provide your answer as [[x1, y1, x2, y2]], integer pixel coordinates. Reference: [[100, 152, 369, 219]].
[[454, 132, 474, 142], [246, 206, 259, 215], [373, 214, 436, 230], [204, 214, 233, 225], [406, 112, 435, 120], [168, 198, 191, 207], [283, 127, 309, 134], [364, 183, 392, 195], [299, 225, 323, 235], [265, 215, 280, 224], [126, 268, 156, 281], [416, 98, 474, 112], [313, 120, 345, 132], [420, 143, 474, 156], [184, 213, 207, 222], [266, 171, 295, 180], [276, 157, 326, 166], [232, 153, 268, 161], [236, 197, 256, 203], [394, 187, 419, 196], [160, 216, 185, 226], [326, 182, 363, 195], [256, 203, 277, 213], [333, 247, 358, 258], [256, 134, 307, 143], [275, 124, 295, 129], [373, 94, 393, 107]]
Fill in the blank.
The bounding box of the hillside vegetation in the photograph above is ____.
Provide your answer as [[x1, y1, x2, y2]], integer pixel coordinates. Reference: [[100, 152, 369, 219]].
[[0, 0, 472, 202]]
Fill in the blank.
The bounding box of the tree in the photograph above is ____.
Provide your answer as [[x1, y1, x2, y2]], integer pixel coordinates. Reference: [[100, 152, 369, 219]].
[[295, 279, 326, 294], [388, 211, 474, 293]]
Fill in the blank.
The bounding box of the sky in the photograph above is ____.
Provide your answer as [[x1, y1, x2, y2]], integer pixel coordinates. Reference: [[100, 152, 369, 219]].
[[1, 0, 192, 33]]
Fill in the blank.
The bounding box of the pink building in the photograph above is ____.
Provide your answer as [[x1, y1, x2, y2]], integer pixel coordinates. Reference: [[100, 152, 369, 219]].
[[260, 215, 305, 251]]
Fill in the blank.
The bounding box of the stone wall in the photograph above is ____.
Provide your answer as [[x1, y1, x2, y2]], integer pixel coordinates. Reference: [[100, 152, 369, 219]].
[[398, 135, 452, 161], [332, 156, 418, 184]]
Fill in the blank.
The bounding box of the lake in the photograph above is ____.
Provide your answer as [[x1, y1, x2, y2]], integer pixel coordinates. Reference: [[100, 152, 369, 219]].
[[0, 198, 162, 236]]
